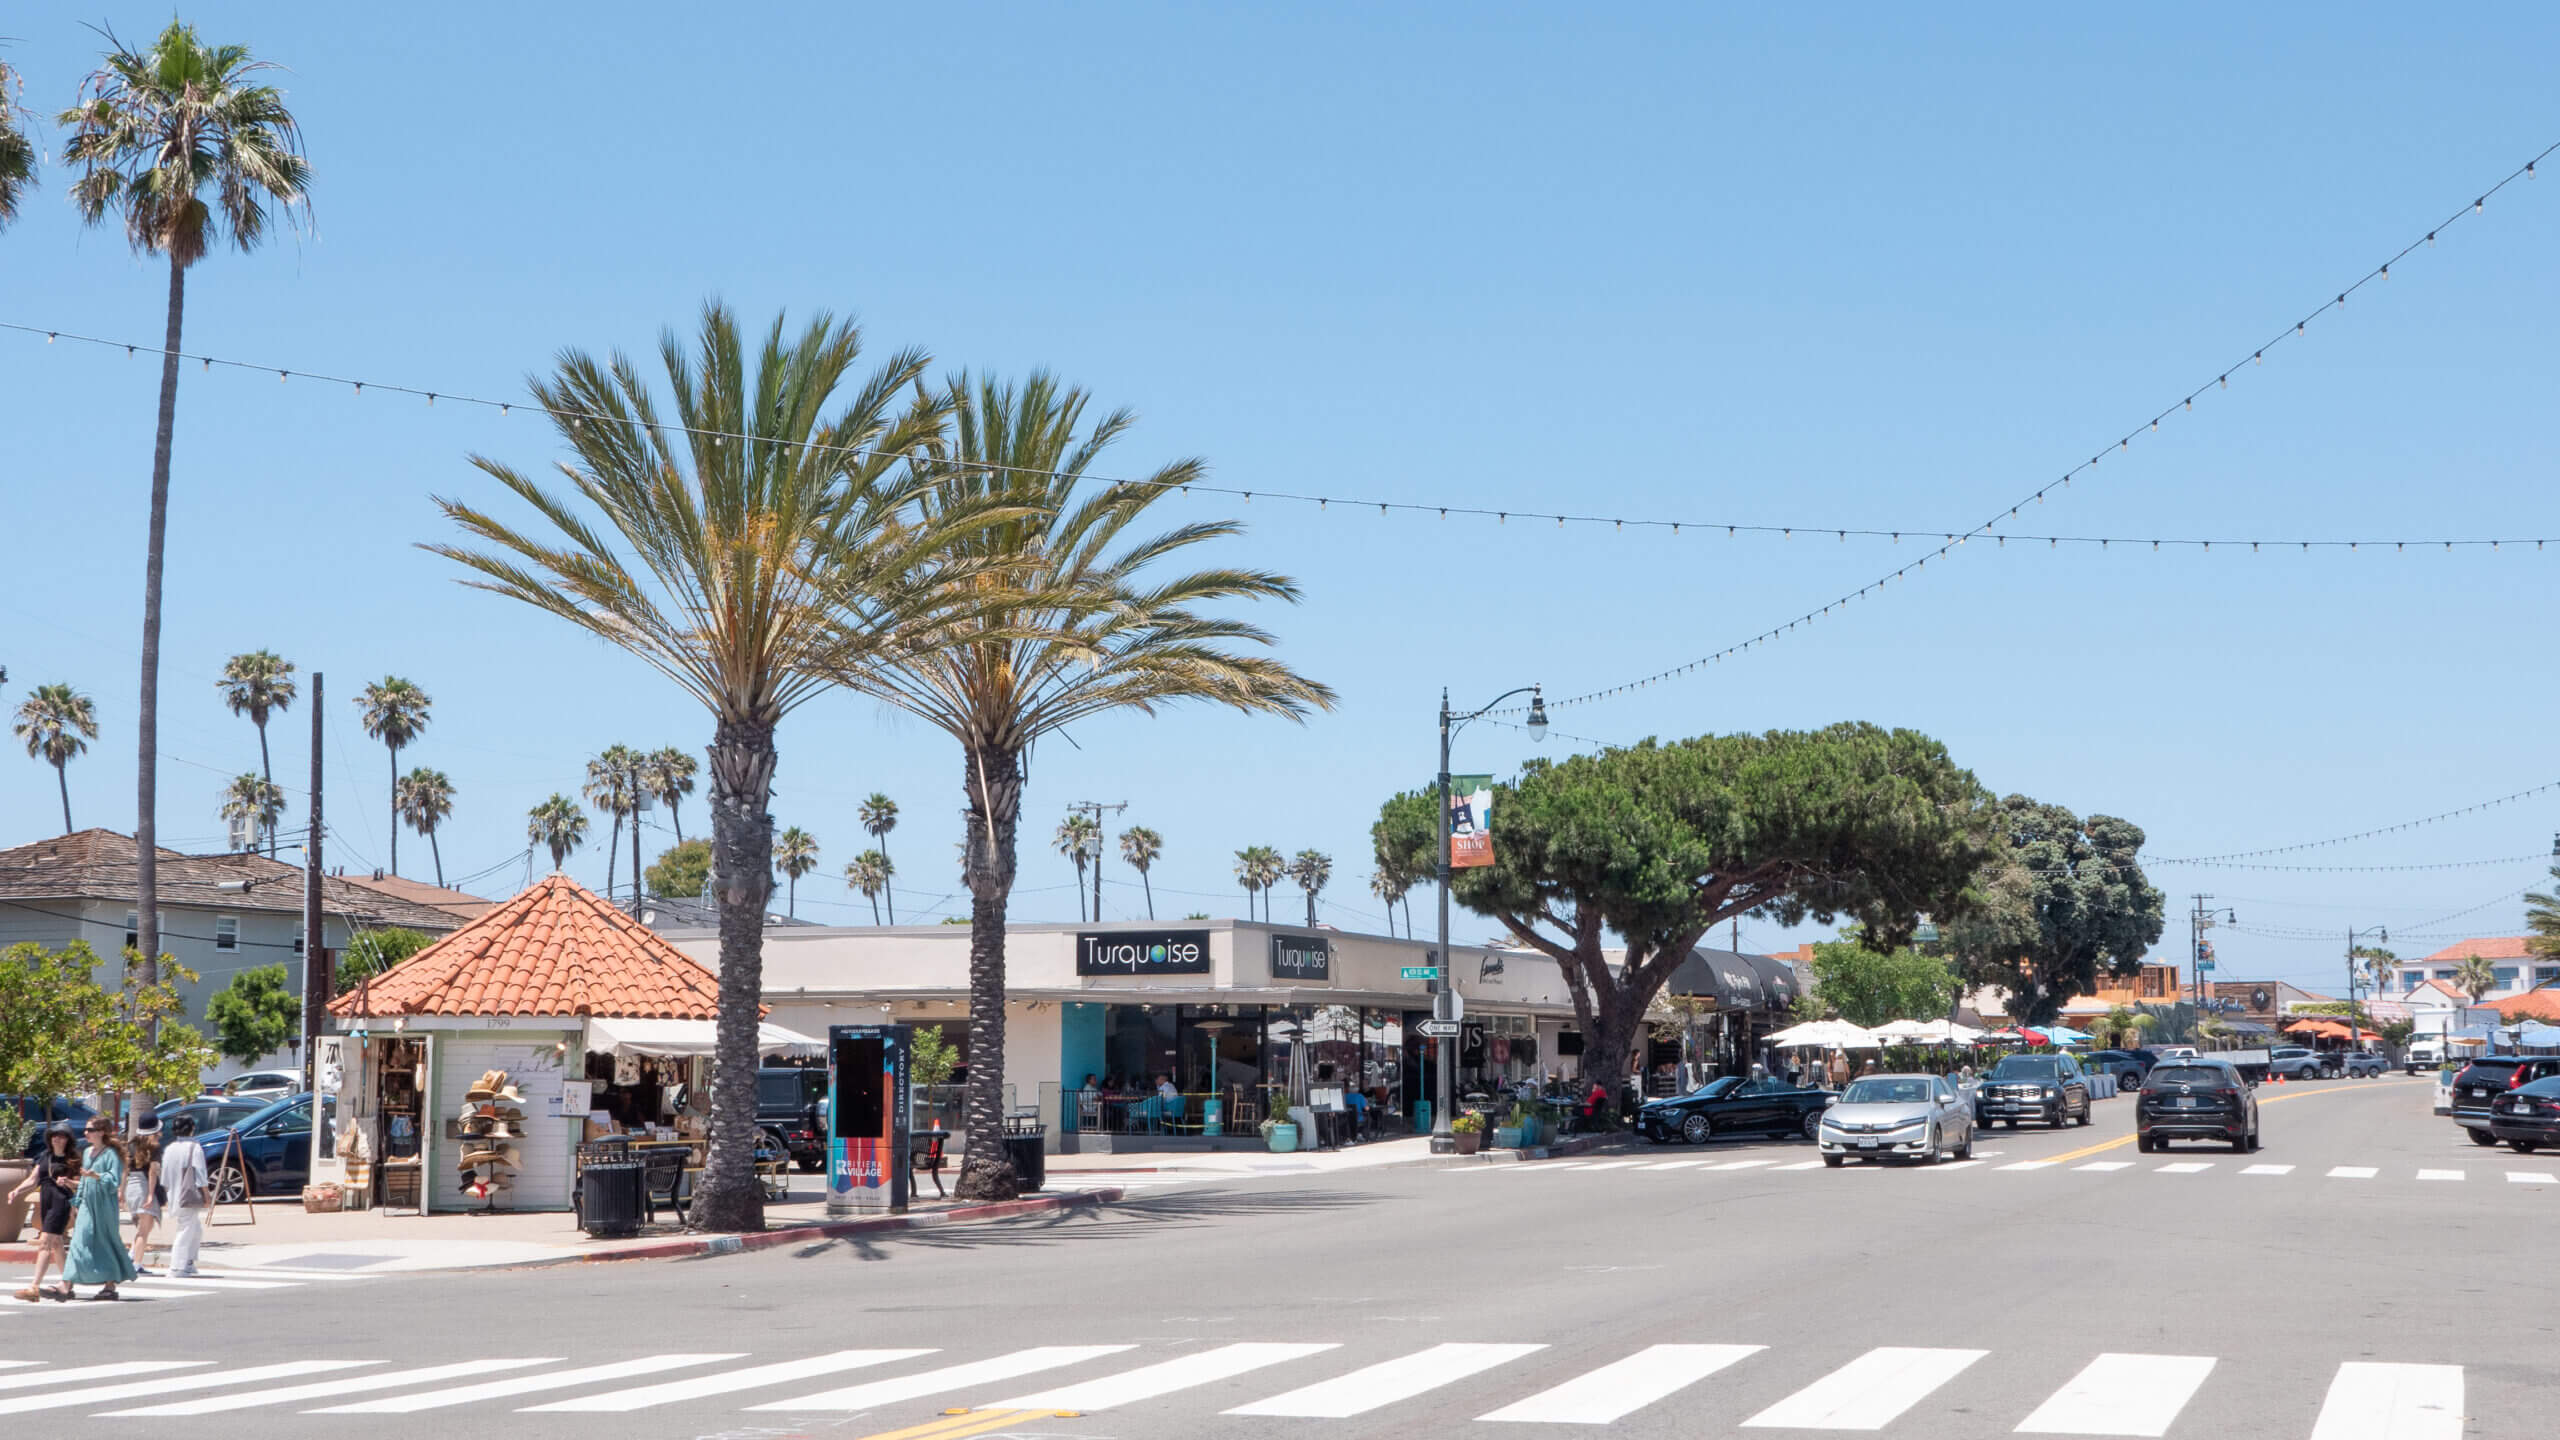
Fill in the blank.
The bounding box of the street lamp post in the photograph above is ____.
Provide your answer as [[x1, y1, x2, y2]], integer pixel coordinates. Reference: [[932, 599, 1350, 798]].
[[1432, 684, 1547, 1155], [2346, 925, 2388, 1056]]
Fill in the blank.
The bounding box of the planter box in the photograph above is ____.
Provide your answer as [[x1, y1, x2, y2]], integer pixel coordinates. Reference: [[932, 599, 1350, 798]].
[[1492, 1127, 1524, 1149]]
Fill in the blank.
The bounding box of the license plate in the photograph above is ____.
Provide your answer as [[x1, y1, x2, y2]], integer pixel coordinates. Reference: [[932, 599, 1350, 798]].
[[1858, 1141, 1878, 1150], [2174, 1097, 2197, 1109]]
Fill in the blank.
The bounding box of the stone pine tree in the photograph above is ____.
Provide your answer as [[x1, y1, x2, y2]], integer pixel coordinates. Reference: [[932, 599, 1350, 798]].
[[1376, 725, 1992, 1105], [1938, 795, 2165, 1026]]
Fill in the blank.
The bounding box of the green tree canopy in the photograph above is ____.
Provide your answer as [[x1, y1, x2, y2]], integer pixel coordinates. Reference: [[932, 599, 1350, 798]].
[[2, 941, 212, 1100], [339, 927, 436, 992], [1806, 938, 1958, 1027], [1940, 795, 2164, 1026], [1375, 723, 1990, 1098], [206, 963, 301, 1066], [647, 839, 713, 899]]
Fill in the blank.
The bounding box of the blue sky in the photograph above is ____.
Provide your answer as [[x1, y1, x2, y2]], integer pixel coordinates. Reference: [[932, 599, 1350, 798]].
[[2, 5, 2554, 988]]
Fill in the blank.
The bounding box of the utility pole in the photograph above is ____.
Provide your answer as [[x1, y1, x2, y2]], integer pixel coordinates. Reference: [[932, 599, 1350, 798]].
[[629, 751, 649, 909], [302, 672, 327, 1078], [1069, 800, 1125, 923], [2188, 895, 2234, 1013]]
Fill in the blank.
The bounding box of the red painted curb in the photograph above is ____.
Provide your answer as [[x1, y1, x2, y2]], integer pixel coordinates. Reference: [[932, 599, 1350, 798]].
[[575, 1186, 1126, 1265], [0, 1245, 33, 1265]]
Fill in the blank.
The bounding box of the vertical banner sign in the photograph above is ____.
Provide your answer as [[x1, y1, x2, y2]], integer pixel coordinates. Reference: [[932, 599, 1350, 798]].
[[827, 1023, 912, 1216], [1449, 774, 1496, 869]]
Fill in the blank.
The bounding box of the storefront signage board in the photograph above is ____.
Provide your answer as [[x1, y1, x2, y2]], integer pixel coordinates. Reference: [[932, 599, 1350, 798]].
[[1270, 933, 1332, 982], [1076, 929, 1212, 976]]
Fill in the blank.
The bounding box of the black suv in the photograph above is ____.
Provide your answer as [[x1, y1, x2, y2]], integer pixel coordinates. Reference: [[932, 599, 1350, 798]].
[[2450, 1055, 2560, 1147], [1974, 1053, 2093, 1128], [2137, 1059, 2260, 1152], [757, 1066, 830, 1171]]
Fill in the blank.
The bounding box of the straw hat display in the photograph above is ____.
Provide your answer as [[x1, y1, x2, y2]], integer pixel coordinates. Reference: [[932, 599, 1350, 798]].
[[454, 1070, 526, 1201]]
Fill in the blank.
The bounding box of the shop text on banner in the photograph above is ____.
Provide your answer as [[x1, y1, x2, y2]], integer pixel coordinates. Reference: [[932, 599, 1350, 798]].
[[1450, 774, 1495, 869]]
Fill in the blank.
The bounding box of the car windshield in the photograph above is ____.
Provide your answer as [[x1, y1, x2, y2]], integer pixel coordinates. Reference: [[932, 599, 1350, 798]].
[[1683, 1077, 1740, 1100], [1986, 1057, 2059, 1080], [1841, 1078, 1932, 1105], [2148, 1065, 2233, 1088]]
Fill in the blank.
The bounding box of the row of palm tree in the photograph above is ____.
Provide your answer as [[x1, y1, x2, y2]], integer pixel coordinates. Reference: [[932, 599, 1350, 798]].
[[579, 743, 700, 903], [431, 306, 1333, 1223], [1229, 846, 1337, 925]]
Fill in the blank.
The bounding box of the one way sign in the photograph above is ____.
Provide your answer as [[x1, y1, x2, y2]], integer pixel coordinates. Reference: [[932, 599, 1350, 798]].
[[1415, 1019, 1461, 1038]]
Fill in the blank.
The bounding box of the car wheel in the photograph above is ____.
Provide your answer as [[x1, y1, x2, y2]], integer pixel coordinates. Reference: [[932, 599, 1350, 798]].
[[2512, 1140, 2540, 1154], [1681, 1113, 1714, 1146], [2075, 1101, 2092, 1127], [2121, 1071, 2142, 1092], [1800, 1111, 1824, 1142], [1823, 1154, 1845, 1168], [2138, 1135, 2156, 1153], [1922, 1126, 1942, 1164], [2468, 1127, 2501, 1148], [213, 1162, 250, 1205], [1954, 1127, 1973, 1161]]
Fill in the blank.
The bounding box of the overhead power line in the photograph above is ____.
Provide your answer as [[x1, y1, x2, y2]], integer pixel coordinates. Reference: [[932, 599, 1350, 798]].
[[1507, 137, 2560, 715], [2152, 779, 2560, 863]]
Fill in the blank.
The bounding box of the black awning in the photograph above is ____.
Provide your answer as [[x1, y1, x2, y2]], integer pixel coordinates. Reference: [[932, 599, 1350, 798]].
[[1666, 947, 1765, 1010], [1742, 952, 1803, 1011]]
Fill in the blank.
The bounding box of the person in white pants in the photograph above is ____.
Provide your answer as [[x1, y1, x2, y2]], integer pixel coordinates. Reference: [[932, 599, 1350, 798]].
[[159, 1116, 210, 1278]]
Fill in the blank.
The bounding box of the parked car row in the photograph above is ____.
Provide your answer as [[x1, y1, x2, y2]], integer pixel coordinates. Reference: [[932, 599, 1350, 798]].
[[2451, 1055, 2560, 1150]]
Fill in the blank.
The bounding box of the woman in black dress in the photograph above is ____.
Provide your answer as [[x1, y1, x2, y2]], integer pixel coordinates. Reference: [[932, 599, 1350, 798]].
[[7, 1124, 81, 1302]]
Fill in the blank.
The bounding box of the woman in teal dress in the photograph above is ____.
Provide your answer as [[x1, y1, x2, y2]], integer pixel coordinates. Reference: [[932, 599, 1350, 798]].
[[63, 1117, 137, 1300]]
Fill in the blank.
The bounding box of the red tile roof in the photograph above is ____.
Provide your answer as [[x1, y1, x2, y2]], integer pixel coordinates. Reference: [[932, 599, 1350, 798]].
[[329, 872, 727, 1019], [2419, 936, 2534, 962], [2492, 989, 2560, 1022]]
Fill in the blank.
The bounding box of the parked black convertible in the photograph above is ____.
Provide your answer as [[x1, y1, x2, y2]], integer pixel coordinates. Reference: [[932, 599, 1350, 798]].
[[1638, 1075, 1836, 1144]]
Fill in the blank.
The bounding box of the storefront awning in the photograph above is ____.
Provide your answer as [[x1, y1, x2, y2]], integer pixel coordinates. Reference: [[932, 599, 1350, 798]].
[[1666, 948, 1765, 1010], [586, 1017, 826, 1059]]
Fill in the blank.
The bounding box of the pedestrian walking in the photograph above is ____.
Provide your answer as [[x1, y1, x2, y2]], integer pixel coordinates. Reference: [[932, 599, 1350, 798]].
[[158, 1115, 211, 1279], [7, 1124, 80, 1302], [124, 1116, 165, 1275], [63, 1116, 137, 1300]]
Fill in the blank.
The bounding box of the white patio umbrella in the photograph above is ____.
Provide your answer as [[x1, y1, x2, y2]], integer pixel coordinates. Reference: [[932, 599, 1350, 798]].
[[1764, 1019, 1883, 1049], [1867, 1019, 1937, 1042]]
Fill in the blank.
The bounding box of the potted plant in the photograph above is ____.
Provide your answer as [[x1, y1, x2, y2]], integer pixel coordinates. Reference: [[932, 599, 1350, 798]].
[[1260, 1111, 1299, 1154], [1452, 1111, 1485, 1155], [1492, 1101, 1529, 1149]]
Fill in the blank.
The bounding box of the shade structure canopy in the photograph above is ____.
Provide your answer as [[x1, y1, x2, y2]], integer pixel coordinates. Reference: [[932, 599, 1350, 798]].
[[2516, 1020, 2560, 1050], [2284, 1017, 2357, 1040], [1764, 1019, 1882, 1050], [584, 1016, 826, 1059], [1870, 1018, 1984, 1045]]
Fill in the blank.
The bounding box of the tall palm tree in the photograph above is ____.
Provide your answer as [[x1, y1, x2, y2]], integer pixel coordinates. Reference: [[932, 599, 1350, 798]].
[[1290, 848, 1332, 927], [847, 849, 892, 925], [428, 301, 976, 1232], [1369, 868, 1410, 939], [356, 677, 431, 876], [858, 793, 900, 923], [2455, 953, 2500, 1003], [838, 371, 1332, 1200], [61, 20, 309, 991], [1247, 846, 1287, 921], [1056, 813, 1099, 922], [1233, 848, 1261, 919], [395, 767, 456, 886], [15, 684, 101, 833], [2354, 946, 2399, 997], [2524, 866, 2560, 965], [1120, 826, 1162, 921], [526, 793, 588, 870], [774, 826, 819, 918], [215, 650, 297, 853], [218, 772, 284, 851], [0, 50, 34, 229], [640, 746, 698, 842], [584, 744, 639, 902]]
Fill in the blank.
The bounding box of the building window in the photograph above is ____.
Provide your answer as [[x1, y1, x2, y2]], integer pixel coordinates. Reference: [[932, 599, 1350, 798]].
[[124, 912, 138, 949], [2401, 972, 2422, 992], [2433, 969, 2456, 981], [2493, 966, 2518, 990], [2537, 966, 2559, 986], [214, 915, 239, 951]]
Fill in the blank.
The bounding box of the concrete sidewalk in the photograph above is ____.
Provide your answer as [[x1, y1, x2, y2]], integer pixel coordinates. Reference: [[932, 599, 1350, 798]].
[[1046, 1134, 1444, 1175]]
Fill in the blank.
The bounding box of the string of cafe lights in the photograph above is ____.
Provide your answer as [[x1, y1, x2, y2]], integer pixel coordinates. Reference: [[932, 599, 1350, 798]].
[[2149, 778, 2560, 863], [1504, 137, 2560, 716], [5, 313, 2553, 556]]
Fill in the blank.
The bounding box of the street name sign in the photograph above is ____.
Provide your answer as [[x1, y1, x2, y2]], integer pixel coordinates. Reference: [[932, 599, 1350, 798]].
[[1401, 966, 1441, 980]]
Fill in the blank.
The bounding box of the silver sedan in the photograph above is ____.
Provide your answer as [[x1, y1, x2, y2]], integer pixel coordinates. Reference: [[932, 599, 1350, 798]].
[[1818, 1073, 1976, 1166]]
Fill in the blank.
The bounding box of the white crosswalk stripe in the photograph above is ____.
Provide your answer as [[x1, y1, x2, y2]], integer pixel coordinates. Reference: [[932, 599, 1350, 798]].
[[2241, 1164, 2294, 1175], [2, 1267, 376, 1309], [748, 1344, 1134, 1412], [2014, 1352, 2215, 1436], [2308, 1362, 2463, 1440], [2414, 1169, 2464, 1181], [1998, 1161, 2059, 1171], [525, 1348, 931, 1412], [2155, 1162, 2214, 1174], [103, 1359, 555, 1416], [1479, 1342, 1761, 1424], [2507, 1170, 2556, 1184], [2329, 1166, 2379, 1178], [1228, 1343, 1542, 1417], [1741, 1346, 1987, 1429], [0, 1361, 208, 1392], [1706, 1159, 1775, 1171], [1638, 1160, 1708, 1170], [996, 1341, 1338, 1411], [1442, 1155, 2560, 1187], [2075, 1161, 2133, 1172], [0, 1361, 369, 1415], [311, 1354, 741, 1413]]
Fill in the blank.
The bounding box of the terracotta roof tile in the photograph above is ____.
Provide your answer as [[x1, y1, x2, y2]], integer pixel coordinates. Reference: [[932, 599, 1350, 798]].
[[328, 871, 729, 1019], [2420, 936, 2535, 962], [2492, 988, 2560, 1022]]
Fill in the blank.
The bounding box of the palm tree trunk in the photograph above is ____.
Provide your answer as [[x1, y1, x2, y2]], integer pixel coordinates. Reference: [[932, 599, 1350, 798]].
[[692, 713, 778, 1233], [1306, 890, 1316, 927], [868, 892, 880, 925], [669, 796, 683, 844], [429, 829, 444, 887], [881, 836, 895, 924], [387, 742, 401, 877], [603, 813, 621, 903], [134, 253, 187, 1010], [256, 719, 276, 857], [1141, 869, 1154, 921], [54, 759, 71, 833], [957, 743, 1023, 1202], [788, 873, 798, 919]]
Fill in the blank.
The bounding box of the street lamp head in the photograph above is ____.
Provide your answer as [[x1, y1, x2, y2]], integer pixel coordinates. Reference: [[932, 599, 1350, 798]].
[[1525, 688, 1549, 743]]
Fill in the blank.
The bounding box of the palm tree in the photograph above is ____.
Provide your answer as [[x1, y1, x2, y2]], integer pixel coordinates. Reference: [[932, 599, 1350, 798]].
[[2191, 1012, 2230, 1045], [641, 746, 699, 842], [61, 20, 309, 992], [2455, 953, 2500, 1003], [584, 745, 639, 902], [395, 767, 456, 886], [858, 793, 900, 924], [838, 371, 1333, 1199], [1250, 846, 1287, 921], [0, 49, 34, 230], [428, 301, 972, 1231], [1120, 826, 1162, 920], [217, 772, 285, 851], [1233, 848, 1262, 920], [356, 678, 432, 876], [847, 850, 892, 925], [15, 684, 100, 832], [2524, 866, 2560, 965], [215, 650, 297, 853], [1290, 848, 1332, 927], [1056, 814, 1100, 922], [774, 827, 819, 918], [526, 794, 588, 870], [2100, 1004, 2154, 1050], [2354, 945, 2399, 998]]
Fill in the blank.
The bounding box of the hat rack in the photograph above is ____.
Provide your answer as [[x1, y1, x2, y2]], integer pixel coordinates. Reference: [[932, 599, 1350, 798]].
[[452, 1068, 525, 1214]]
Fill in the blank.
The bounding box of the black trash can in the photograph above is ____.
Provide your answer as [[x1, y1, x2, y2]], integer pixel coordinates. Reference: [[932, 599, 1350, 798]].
[[1001, 1120, 1046, 1193], [579, 1160, 644, 1237]]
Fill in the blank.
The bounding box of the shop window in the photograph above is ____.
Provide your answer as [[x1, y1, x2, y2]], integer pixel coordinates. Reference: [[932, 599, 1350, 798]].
[[124, 912, 138, 950], [2494, 967, 2519, 990], [214, 915, 239, 951]]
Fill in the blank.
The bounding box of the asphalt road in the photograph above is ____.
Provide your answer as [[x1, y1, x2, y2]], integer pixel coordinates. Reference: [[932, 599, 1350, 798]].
[[7, 1073, 2547, 1438]]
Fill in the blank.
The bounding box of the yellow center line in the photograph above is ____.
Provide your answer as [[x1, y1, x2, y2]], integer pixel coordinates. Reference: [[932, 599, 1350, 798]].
[[853, 1409, 1064, 1440], [2038, 1079, 2377, 1164]]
